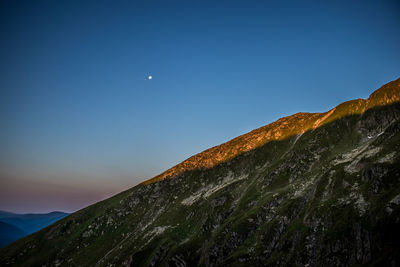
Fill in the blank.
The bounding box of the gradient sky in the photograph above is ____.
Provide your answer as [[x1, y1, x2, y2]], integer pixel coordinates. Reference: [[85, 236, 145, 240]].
[[1, 0, 399, 213]]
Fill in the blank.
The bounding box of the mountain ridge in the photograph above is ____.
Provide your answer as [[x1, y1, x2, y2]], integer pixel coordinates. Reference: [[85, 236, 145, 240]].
[[144, 78, 400, 184], [0, 211, 69, 235], [0, 211, 69, 248]]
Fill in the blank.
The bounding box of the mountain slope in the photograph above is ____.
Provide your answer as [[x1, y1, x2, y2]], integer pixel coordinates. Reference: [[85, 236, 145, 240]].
[[1, 78, 400, 266]]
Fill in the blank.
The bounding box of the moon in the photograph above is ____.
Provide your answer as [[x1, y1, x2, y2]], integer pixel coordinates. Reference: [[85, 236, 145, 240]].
[[148, 75, 152, 80]]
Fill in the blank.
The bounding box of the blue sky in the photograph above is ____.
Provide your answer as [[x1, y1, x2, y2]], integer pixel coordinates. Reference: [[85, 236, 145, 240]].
[[1, 0, 399, 213]]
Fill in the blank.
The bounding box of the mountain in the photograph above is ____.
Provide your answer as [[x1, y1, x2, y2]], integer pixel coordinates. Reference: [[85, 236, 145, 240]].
[[0, 221, 26, 248], [0, 211, 69, 248], [0, 211, 69, 235], [1, 78, 400, 266]]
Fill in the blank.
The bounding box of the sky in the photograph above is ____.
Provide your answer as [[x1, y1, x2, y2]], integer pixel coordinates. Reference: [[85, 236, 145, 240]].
[[0, 0, 399, 213]]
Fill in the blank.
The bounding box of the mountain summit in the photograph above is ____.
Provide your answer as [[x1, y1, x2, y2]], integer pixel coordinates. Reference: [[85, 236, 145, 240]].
[[144, 78, 400, 184], [1, 78, 400, 266]]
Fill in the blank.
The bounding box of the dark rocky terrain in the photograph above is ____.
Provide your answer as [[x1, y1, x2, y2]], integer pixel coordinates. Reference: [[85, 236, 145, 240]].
[[1, 78, 400, 266]]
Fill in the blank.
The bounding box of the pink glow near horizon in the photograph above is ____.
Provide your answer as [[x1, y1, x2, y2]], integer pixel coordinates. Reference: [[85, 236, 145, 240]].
[[0, 169, 138, 213]]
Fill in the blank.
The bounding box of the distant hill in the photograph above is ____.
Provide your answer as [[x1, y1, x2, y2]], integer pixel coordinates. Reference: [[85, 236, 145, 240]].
[[0, 211, 69, 248], [0, 221, 26, 248], [0, 211, 69, 235]]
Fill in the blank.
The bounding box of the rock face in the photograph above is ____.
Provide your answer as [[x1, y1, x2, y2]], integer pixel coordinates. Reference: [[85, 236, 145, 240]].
[[1, 78, 400, 266]]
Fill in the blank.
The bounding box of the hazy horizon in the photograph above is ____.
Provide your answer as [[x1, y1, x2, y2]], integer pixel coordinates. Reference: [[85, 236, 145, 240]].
[[1, 0, 400, 213]]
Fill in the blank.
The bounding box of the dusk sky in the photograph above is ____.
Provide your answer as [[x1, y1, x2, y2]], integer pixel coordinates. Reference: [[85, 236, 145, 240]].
[[1, 0, 399, 213]]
